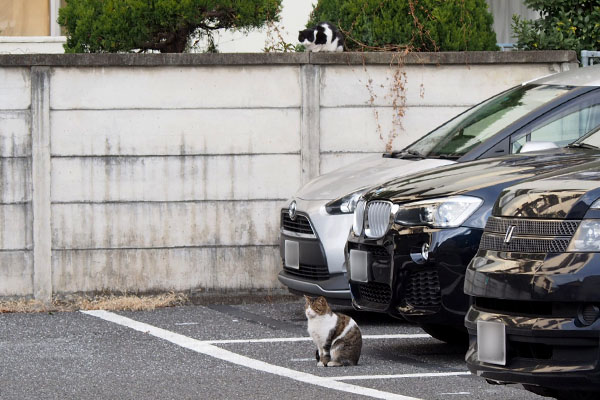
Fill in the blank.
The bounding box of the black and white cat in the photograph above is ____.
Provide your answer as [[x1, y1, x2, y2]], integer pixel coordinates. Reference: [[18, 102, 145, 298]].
[[298, 22, 344, 52], [304, 295, 362, 367]]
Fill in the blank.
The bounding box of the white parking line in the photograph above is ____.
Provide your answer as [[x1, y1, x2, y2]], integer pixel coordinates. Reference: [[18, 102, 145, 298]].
[[329, 372, 471, 381], [206, 333, 431, 345], [82, 310, 423, 400]]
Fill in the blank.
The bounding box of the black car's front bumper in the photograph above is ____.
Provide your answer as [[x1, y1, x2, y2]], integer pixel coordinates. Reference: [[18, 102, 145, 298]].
[[464, 251, 600, 391], [465, 305, 600, 391], [346, 226, 483, 327]]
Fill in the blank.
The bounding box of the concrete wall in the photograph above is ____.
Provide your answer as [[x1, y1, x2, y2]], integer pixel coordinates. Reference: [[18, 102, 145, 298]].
[[0, 51, 578, 300]]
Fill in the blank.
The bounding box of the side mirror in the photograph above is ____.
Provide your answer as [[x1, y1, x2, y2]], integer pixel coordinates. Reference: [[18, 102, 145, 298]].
[[518, 141, 559, 153]]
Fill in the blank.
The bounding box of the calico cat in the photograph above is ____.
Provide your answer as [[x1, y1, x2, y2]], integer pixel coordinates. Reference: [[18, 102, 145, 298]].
[[304, 295, 362, 367], [298, 22, 344, 52]]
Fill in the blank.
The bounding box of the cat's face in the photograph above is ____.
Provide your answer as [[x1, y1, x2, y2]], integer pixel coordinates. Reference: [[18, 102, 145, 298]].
[[298, 29, 315, 45], [304, 295, 329, 318]]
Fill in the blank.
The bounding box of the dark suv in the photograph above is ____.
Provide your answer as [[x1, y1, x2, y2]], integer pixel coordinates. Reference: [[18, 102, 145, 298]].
[[346, 131, 600, 343], [464, 133, 600, 399]]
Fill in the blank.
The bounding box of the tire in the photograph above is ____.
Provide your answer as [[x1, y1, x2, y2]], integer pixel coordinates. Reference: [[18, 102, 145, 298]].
[[420, 323, 468, 346]]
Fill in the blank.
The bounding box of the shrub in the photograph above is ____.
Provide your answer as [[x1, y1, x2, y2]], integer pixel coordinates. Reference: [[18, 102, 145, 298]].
[[512, 0, 600, 53], [58, 0, 282, 53], [307, 0, 498, 51]]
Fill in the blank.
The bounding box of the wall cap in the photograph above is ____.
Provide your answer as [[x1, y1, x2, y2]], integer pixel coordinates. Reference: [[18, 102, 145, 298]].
[[0, 50, 578, 67]]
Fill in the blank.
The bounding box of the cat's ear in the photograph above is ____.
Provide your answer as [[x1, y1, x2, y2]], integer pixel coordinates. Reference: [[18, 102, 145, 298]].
[[304, 295, 311, 304], [317, 296, 327, 305]]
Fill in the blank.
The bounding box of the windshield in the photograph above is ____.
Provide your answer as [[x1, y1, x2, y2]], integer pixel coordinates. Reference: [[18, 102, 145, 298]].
[[405, 84, 574, 159]]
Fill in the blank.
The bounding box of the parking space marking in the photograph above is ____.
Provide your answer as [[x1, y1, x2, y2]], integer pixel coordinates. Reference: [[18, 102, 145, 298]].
[[82, 310, 422, 400], [206, 333, 431, 345], [329, 372, 471, 381]]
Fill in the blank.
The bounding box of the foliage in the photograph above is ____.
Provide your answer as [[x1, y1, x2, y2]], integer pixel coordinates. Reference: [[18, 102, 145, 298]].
[[512, 0, 600, 52], [58, 0, 282, 53], [307, 0, 498, 51]]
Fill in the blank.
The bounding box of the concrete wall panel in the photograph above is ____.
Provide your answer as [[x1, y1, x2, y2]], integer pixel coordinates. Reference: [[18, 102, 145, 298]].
[[0, 111, 30, 157], [320, 106, 466, 153], [51, 155, 301, 202], [52, 201, 280, 249], [0, 158, 31, 203], [51, 66, 302, 109], [0, 68, 30, 110], [0, 251, 33, 296], [51, 109, 301, 156], [320, 64, 555, 107], [52, 246, 281, 294], [0, 204, 31, 250]]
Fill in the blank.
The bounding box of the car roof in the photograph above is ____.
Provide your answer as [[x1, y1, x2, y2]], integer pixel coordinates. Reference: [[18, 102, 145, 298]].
[[531, 64, 600, 87]]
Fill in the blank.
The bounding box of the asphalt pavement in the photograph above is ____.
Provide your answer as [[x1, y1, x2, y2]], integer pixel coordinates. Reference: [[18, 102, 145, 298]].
[[0, 299, 544, 400]]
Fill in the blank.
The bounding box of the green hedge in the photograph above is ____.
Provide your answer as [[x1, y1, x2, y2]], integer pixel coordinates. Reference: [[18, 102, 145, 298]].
[[58, 0, 282, 53], [512, 0, 600, 53], [307, 0, 498, 51]]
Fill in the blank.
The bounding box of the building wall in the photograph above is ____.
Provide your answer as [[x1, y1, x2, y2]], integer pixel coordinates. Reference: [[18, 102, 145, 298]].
[[0, 51, 577, 299]]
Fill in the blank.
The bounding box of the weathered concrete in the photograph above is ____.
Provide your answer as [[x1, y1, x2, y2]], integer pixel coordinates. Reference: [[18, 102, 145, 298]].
[[0, 51, 579, 298], [31, 67, 52, 303]]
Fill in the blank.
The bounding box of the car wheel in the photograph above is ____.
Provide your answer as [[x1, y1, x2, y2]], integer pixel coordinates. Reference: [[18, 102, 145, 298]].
[[420, 323, 468, 346]]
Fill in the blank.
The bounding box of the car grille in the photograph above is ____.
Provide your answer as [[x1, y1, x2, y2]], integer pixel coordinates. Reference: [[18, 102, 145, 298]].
[[365, 201, 392, 238], [479, 234, 571, 253], [356, 282, 392, 304], [479, 216, 579, 254], [283, 264, 329, 280], [281, 212, 316, 238], [404, 270, 441, 307], [485, 216, 579, 236]]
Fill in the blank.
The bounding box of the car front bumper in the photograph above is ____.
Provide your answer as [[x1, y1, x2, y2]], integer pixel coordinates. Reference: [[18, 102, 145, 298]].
[[346, 225, 482, 327], [278, 198, 354, 303], [465, 305, 600, 391], [464, 251, 600, 391]]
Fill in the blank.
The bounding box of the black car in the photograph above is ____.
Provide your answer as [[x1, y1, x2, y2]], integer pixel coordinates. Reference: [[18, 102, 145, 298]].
[[464, 138, 600, 399], [346, 131, 600, 344]]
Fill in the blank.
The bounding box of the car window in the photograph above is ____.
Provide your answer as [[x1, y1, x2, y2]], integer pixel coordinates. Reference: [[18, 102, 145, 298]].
[[511, 92, 600, 153], [406, 84, 574, 159]]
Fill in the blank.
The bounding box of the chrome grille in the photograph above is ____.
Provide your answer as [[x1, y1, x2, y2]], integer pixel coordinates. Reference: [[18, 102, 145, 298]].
[[281, 212, 316, 238], [353, 200, 366, 236], [365, 201, 392, 238], [480, 216, 579, 254], [480, 233, 571, 253], [485, 216, 579, 236]]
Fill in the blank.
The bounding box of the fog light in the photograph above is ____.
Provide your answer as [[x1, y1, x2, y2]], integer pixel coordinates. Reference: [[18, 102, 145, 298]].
[[578, 304, 600, 326], [410, 243, 429, 264]]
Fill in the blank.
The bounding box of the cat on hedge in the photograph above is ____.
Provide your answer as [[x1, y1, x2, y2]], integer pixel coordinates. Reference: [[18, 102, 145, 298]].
[[298, 22, 344, 52]]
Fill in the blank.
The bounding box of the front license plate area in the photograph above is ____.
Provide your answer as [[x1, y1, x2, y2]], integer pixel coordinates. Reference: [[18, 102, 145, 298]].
[[349, 250, 370, 283], [477, 320, 506, 366], [284, 240, 299, 269]]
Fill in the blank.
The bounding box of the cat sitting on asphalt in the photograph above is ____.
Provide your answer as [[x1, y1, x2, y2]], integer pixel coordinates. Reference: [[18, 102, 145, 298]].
[[298, 21, 344, 52], [304, 295, 362, 367]]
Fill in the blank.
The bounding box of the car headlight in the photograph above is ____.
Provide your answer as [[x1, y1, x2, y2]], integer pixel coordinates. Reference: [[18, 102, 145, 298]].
[[394, 195, 483, 228], [326, 188, 369, 215], [568, 220, 600, 252]]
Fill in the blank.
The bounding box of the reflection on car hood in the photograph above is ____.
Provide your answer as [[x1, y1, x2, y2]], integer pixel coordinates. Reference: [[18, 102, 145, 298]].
[[295, 154, 455, 201], [493, 160, 600, 219], [364, 148, 600, 205]]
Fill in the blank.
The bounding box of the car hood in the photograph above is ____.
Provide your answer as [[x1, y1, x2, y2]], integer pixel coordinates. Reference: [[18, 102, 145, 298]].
[[295, 154, 455, 201], [364, 148, 600, 206], [492, 159, 600, 219]]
